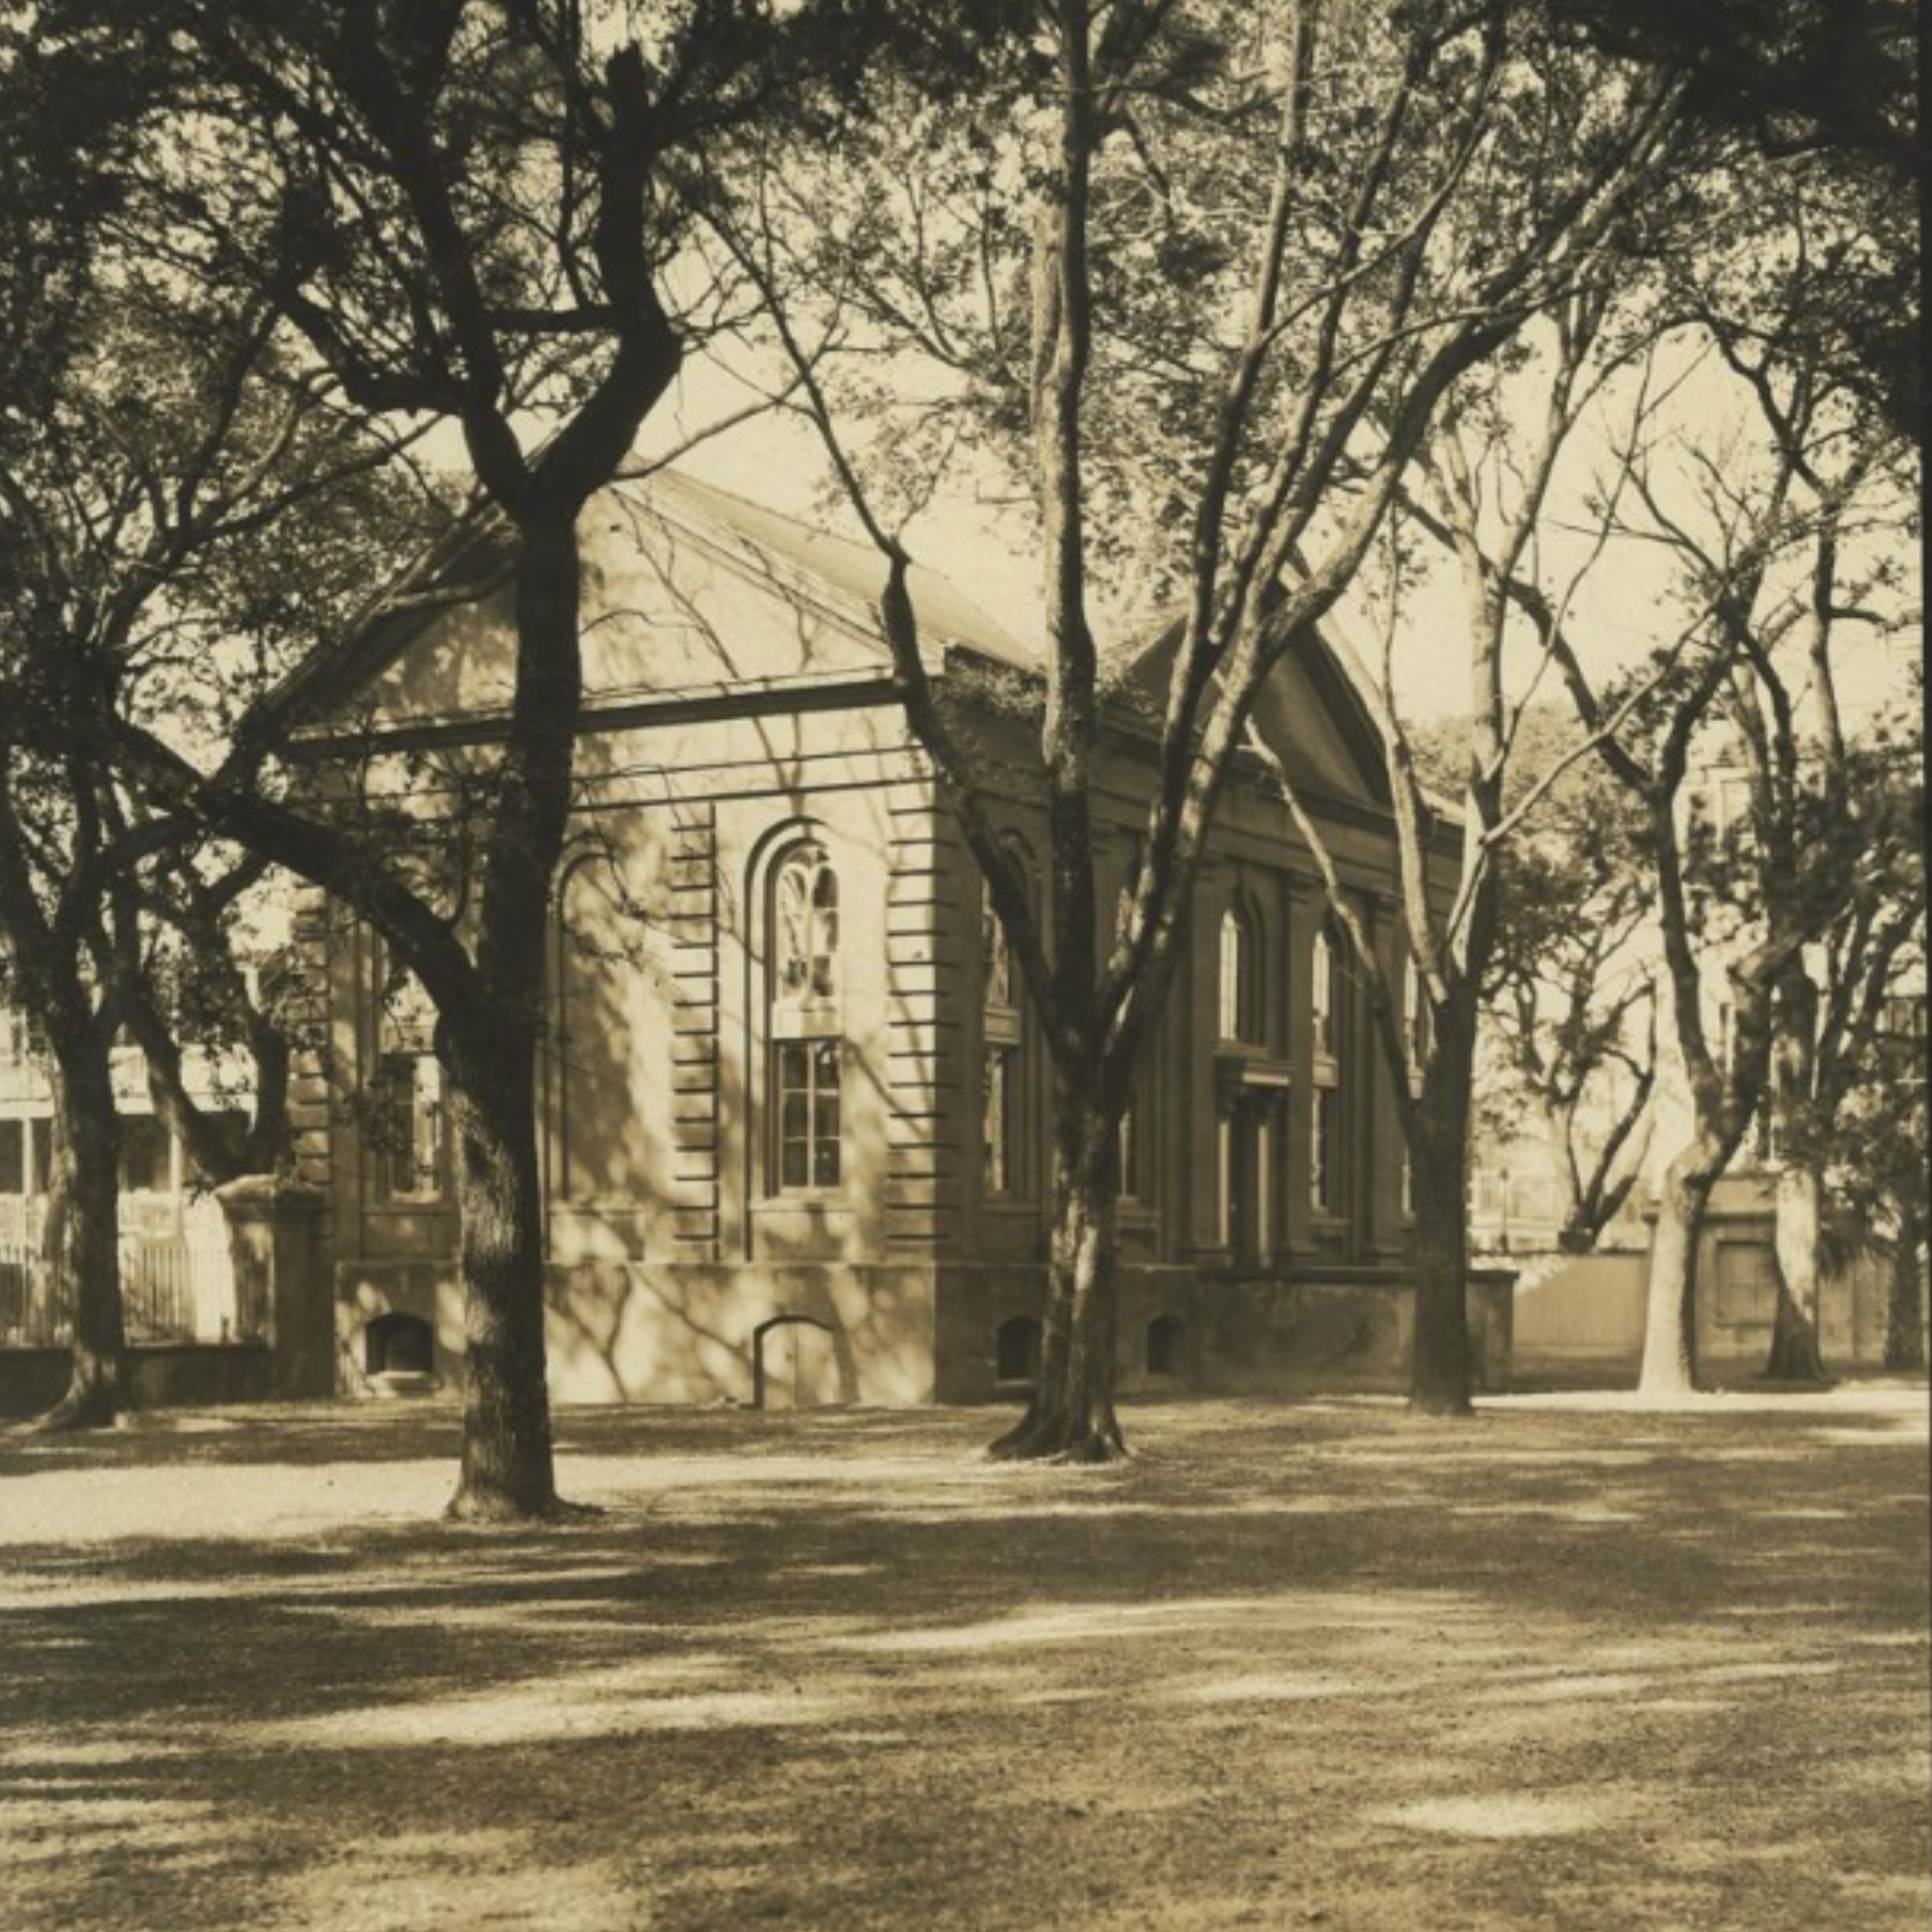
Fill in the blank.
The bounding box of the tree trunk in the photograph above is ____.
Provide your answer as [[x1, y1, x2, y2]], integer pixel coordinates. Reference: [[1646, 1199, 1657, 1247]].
[[1638, 1149, 1718, 1397], [441, 1023, 558, 1520], [29, 1042, 131, 1432], [1883, 1205, 1925, 1372], [1409, 1105, 1473, 1416], [433, 507, 587, 1520], [991, 1092, 1124, 1463], [1765, 1158, 1831, 1384]]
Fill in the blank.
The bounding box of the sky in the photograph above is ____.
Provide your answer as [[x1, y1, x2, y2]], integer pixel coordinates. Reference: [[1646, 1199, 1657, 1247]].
[[621, 339, 1919, 736], [396, 310, 1917, 740]]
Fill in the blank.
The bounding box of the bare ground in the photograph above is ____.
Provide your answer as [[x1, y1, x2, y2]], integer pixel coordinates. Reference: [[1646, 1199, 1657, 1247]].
[[2, 1387, 1926, 1932]]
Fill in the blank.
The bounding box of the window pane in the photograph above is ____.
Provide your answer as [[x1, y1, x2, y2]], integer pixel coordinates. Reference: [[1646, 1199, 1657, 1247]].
[[1255, 1118, 1273, 1263], [119, 1116, 172, 1195], [1313, 931, 1334, 1057], [1216, 1115, 1232, 1247], [812, 911, 837, 999], [0, 1120, 23, 1194], [777, 850, 839, 1002], [983, 882, 1013, 1010], [985, 1049, 1009, 1195], [1219, 912, 1240, 1040], [777, 863, 809, 995], [30, 1118, 50, 1194], [781, 1135, 808, 1191]]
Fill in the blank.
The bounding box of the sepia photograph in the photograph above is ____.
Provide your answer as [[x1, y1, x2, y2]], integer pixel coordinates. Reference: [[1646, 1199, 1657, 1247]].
[[1, 3, 1923, 1928]]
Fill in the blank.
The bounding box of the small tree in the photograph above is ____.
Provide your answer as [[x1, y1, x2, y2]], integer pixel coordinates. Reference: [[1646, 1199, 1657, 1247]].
[[1481, 708, 1658, 1254], [1752, 720, 1923, 1382], [1546, 359, 1913, 1394]]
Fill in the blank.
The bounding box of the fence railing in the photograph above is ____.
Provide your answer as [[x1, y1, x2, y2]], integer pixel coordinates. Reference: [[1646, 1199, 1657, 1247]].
[[0, 1220, 256, 1350]]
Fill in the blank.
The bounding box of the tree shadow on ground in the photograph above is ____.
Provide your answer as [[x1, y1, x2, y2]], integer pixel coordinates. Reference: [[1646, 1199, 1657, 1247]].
[[2, 1393, 1927, 1932]]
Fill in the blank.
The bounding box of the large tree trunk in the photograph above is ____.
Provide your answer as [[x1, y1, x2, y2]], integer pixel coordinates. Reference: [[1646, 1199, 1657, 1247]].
[[30, 1043, 131, 1432], [1765, 1158, 1832, 1384], [991, 1092, 1124, 1463], [1883, 1204, 1925, 1372], [1638, 1147, 1718, 1397], [433, 507, 585, 1520], [1409, 1106, 1473, 1415], [441, 1020, 558, 1519], [1407, 992, 1477, 1415]]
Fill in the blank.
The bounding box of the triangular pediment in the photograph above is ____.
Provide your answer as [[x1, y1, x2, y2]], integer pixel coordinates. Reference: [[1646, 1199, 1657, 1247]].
[[1117, 614, 1394, 814], [286, 472, 1034, 734]]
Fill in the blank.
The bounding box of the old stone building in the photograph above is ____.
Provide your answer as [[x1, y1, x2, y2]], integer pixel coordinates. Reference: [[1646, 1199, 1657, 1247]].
[[284, 472, 1502, 1406]]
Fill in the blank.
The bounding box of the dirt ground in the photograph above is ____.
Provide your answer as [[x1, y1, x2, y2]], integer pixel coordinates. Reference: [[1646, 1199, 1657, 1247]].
[[2, 1388, 1926, 1932]]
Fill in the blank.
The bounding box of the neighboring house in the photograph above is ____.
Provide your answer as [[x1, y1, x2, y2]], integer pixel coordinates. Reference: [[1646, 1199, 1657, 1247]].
[[0, 1007, 247, 1348], [284, 472, 1495, 1407]]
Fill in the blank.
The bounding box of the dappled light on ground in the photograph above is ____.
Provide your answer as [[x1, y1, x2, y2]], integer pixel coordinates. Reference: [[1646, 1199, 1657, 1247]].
[[2, 1392, 1925, 1932]]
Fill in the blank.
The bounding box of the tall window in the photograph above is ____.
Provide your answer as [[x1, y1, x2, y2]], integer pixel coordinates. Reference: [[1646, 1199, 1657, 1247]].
[[1218, 907, 1257, 1044], [374, 1054, 444, 1200], [1403, 956, 1429, 1088], [1311, 924, 1342, 1213], [1400, 956, 1427, 1218], [1311, 928, 1336, 1061], [776, 1040, 841, 1191], [982, 867, 1027, 1199], [1312, 1086, 1340, 1213], [771, 845, 842, 1192], [370, 946, 443, 1204]]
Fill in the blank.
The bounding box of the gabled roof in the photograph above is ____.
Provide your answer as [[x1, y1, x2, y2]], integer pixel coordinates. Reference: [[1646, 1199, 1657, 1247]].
[[1115, 603, 1397, 812], [645, 472, 1036, 674], [268, 468, 1037, 736]]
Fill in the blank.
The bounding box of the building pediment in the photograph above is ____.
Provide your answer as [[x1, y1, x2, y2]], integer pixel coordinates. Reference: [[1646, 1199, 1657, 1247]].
[[278, 471, 1036, 740]]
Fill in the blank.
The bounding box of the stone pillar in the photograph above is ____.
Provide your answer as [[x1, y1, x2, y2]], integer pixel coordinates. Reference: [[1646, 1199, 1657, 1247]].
[[216, 1178, 332, 1398]]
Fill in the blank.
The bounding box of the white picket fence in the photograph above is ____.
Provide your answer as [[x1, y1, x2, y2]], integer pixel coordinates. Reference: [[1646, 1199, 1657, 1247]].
[[0, 1204, 251, 1349]]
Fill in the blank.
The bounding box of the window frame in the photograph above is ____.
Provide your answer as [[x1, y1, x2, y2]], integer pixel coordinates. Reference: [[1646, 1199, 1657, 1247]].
[[767, 842, 845, 1198], [980, 859, 1033, 1203], [367, 937, 447, 1207], [1311, 922, 1344, 1216]]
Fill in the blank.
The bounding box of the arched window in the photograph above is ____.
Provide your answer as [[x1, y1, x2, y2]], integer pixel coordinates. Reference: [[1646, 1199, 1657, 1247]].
[[770, 844, 843, 1192], [1311, 922, 1343, 1214], [1218, 906, 1257, 1044], [1402, 954, 1429, 1086], [369, 940, 443, 1204], [983, 878, 1015, 1013], [776, 846, 840, 1004], [1311, 927, 1336, 1061]]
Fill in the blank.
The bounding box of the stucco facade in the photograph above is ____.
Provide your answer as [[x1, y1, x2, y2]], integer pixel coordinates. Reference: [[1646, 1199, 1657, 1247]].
[[293, 473, 1498, 1406]]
